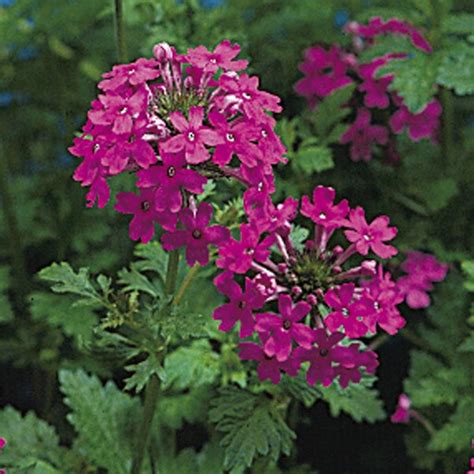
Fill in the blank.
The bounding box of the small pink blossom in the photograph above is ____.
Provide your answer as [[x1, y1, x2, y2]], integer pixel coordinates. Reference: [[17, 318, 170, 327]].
[[239, 338, 300, 384], [161, 106, 222, 164], [213, 271, 265, 337], [137, 149, 207, 213], [162, 202, 229, 266], [186, 40, 248, 73], [391, 393, 412, 423], [340, 108, 389, 162], [115, 188, 177, 243], [208, 111, 261, 167], [324, 283, 370, 338], [301, 185, 349, 229], [358, 57, 393, 109], [255, 294, 314, 361], [344, 206, 398, 258], [397, 251, 448, 309], [390, 99, 442, 142], [216, 224, 275, 274], [295, 45, 354, 103], [99, 58, 160, 92]]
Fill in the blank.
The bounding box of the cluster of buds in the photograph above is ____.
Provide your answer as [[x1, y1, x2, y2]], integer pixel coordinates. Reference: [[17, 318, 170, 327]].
[[70, 40, 285, 245], [212, 185, 405, 386], [295, 17, 442, 163]]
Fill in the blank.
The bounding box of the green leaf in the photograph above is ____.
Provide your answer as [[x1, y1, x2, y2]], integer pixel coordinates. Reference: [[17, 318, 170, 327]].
[[417, 177, 458, 212], [280, 372, 320, 408], [118, 265, 162, 297], [313, 83, 356, 137], [378, 53, 439, 113], [161, 340, 220, 391], [458, 332, 474, 352], [133, 242, 168, 276], [124, 353, 164, 393], [0, 266, 13, 323], [157, 385, 212, 430], [405, 351, 469, 407], [209, 387, 296, 470], [0, 406, 70, 470], [38, 262, 102, 306], [442, 14, 474, 35], [159, 300, 210, 341], [289, 226, 310, 253], [461, 260, 474, 292], [319, 378, 386, 423], [59, 369, 139, 473], [429, 398, 474, 452], [437, 42, 474, 95], [292, 145, 334, 175], [30, 292, 97, 342]]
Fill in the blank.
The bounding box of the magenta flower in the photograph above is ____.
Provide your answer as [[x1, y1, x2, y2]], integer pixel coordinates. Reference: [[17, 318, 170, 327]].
[[301, 185, 349, 229], [162, 202, 229, 266], [340, 108, 389, 162], [161, 106, 222, 164], [208, 110, 261, 167], [137, 149, 207, 213], [335, 344, 379, 388], [255, 294, 314, 361], [295, 329, 346, 386], [324, 283, 370, 338], [99, 58, 160, 92], [0, 437, 5, 474], [295, 45, 354, 103], [213, 271, 266, 337], [217, 223, 275, 274], [218, 73, 282, 119], [186, 40, 248, 73], [344, 206, 397, 258], [345, 17, 432, 53], [391, 394, 412, 423], [239, 339, 300, 384], [390, 99, 442, 142], [362, 267, 405, 335], [358, 57, 393, 109], [115, 188, 177, 243], [397, 251, 448, 309], [88, 89, 148, 135]]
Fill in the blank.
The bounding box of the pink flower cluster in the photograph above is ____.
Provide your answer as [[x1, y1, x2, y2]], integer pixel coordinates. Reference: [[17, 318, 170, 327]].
[[212, 185, 405, 386], [295, 17, 442, 163], [397, 251, 448, 309], [70, 40, 285, 246]]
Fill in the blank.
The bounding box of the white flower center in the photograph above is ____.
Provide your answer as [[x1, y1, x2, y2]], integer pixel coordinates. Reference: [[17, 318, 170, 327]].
[[226, 133, 235, 142], [342, 308, 349, 317], [243, 92, 252, 100], [319, 212, 327, 220], [188, 132, 196, 141]]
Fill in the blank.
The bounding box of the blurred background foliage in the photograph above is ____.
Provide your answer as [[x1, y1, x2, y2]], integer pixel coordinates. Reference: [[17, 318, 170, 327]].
[[0, 0, 473, 473]]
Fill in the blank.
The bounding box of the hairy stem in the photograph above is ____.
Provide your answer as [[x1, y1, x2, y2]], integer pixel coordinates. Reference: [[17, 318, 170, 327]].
[[173, 263, 199, 307], [113, 0, 127, 63], [130, 250, 180, 474]]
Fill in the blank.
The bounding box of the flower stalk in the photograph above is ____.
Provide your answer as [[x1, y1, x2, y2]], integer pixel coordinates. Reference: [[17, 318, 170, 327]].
[[130, 249, 180, 474], [113, 0, 127, 63]]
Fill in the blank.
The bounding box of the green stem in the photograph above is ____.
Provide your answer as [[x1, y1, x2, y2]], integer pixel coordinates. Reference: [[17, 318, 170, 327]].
[[368, 333, 390, 350], [131, 373, 160, 474], [173, 263, 199, 307], [113, 0, 127, 63], [130, 250, 180, 474]]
